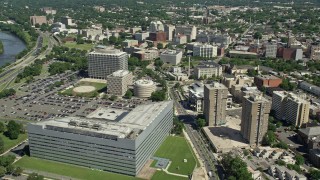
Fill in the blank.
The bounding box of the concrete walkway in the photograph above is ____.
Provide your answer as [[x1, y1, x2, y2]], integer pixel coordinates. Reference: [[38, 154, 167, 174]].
[[23, 169, 79, 180], [0, 139, 28, 156], [162, 161, 188, 178]]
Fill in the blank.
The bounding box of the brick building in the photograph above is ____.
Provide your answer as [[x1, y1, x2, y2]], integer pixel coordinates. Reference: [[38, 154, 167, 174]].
[[149, 31, 166, 42], [254, 75, 282, 89]]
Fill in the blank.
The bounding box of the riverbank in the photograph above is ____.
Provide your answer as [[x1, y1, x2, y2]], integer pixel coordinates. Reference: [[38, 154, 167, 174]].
[[0, 40, 3, 54]]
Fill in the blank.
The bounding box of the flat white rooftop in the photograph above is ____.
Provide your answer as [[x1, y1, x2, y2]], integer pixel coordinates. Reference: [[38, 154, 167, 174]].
[[35, 101, 172, 139]]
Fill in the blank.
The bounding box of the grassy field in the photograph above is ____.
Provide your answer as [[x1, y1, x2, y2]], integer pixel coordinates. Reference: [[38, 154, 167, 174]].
[[151, 171, 187, 180], [153, 136, 197, 175], [15, 156, 140, 180], [0, 133, 27, 152], [63, 42, 95, 51], [61, 81, 107, 97]]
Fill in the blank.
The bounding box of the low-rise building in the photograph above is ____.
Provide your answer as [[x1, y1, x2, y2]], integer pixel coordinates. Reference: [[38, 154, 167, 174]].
[[107, 70, 133, 96], [160, 50, 182, 65], [254, 75, 282, 89], [310, 45, 320, 60], [122, 40, 139, 47], [134, 32, 149, 42], [268, 165, 306, 180], [194, 61, 222, 79], [299, 81, 320, 97], [80, 29, 104, 41], [189, 82, 204, 112], [132, 50, 159, 61], [173, 35, 187, 45]]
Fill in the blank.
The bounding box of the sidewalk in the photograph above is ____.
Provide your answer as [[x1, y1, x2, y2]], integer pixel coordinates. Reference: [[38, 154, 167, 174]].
[[183, 130, 208, 180]]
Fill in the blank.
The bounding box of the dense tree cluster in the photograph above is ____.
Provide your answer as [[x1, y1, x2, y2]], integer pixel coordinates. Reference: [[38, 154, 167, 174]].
[[172, 116, 184, 135], [0, 89, 16, 99], [221, 153, 253, 180], [16, 59, 44, 83], [6, 120, 23, 140], [0, 40, 3, 54], [150, 90, 166, 102], [0, 154, 23, 177], [128, 57, 149, 71], [280, 78, 297, 91]]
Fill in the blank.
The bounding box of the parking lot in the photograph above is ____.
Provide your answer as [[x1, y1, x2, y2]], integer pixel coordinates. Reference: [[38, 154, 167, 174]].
[[0, 72, 152, 122]]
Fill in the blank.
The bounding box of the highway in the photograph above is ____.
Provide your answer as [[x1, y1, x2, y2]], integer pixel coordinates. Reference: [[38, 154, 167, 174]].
[[169, 88, 224, 180], [0, 32, 57, 90]]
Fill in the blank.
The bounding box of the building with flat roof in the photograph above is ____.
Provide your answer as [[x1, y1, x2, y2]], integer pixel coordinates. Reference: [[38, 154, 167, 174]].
[[61, 16, 76, 26], [107, 70, 133, 96], [265, 44, 277, 58], [204, 82, 228, 126], [132, 50, 159, 61], [272, 91, 310, 127], [254, 75, 282, 89], [175, 25, 197, 41], [149, 31, 166, 42], [164, 24, 175, 41], [299, 81, 320, 97], [241, 95, 271, 146], [122, 39, 139, 47], [160, 50, 182, 65], [229, 50, 258, 58], [194, 61, 222, 79], [149, 21, 164, 32], [30, 16, 47, 26], [134, 32, 149, 42], [310, 45, 320, 60], [88, 46, 128, 79], [28, 101, 173, 176], [193, 44, 218, 58], [189, 82, 204, 112], [134, 79, 156, 98]]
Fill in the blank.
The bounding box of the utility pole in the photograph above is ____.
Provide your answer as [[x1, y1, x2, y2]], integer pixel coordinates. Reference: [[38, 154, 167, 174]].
[[188, 56, 191, 77]]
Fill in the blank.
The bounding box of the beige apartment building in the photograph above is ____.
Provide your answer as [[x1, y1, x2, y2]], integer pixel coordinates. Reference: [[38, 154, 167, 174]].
[[272, 91, 309, 127], [107, 70, 133, 96], [241, 95, 271, 146], [204, 82, 228, 126]]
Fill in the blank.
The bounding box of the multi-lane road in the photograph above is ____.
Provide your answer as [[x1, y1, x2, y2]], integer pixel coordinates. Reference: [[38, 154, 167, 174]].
[[169, 88, 224, 180], [0, 32, 58, 90]]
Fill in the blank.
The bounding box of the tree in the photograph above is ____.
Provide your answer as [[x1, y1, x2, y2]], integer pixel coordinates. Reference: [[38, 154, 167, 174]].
[[262, 130, 276, 146], [109, 95, 117, 101], [6, 164, 14, 174], [253, 32, 262, 39], [280, 78, 297, 91], [221, 153, 253, 180], [172, 116, 184, 135], [27, 173, 44, 180], [276, 160, 286, 166], [124, 89, 133, 99], [13, 167, 23, 176], [6, 120, 22, 140], [309, 169, 320, 180], [196, 118, 206, 129], [157, 43, 164, 49], [0, 137, 4, 154], [0, 166, 6, 177], [295, 154, 305, 165], [108, 36, 117, 44], [154, 59, 164, 67], [150, 90, 166, 101], [0, 122, 4, 133]]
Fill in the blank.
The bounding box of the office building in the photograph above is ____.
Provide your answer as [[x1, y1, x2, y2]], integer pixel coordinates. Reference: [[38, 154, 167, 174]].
[[173, 35, 187, 45], [30, 16, 47, 26], [134, 32, 149, 42], [134, 79, 156, 98], [122, 40, 139, 47], [204, 83, 228, 126], [189, 82, 204, 112], [175, 25, 197, 41], [164, 24, 175, 41], [265, 44, 277, 58], [149, 21, 164, 32], [40, 7, 57, 15], [28, 101, 173, 176], [80, 29, 104, 41], [132, 50, 159, 61], [196, 33, 231, 45], [272, 91, 310, 127], [241, 95, 271, 146], [160, 50, 182, 65], [149, 31, 166, 42], [194, 61, 222, 79], [193, 44, 217, 58], [107, 70, 133, 96], [88, 46, 128, 79], [310, 45, 320, 60], [61, 16, 75, 26]]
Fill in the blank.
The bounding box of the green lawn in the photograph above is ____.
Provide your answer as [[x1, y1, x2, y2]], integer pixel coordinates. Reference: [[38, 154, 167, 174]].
[[153, 136, 197, 175], [151, 171, 187, 180], [0, 133, 27, 152], [15, 156, 140, 180], [63, 42, 95, 51]]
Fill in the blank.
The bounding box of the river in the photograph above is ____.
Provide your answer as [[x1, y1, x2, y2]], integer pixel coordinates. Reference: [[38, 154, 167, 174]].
[[0, 31, 26, 67]]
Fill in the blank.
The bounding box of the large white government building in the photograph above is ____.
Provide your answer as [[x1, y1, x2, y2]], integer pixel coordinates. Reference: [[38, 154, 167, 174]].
[[27, 101, 173, 176], [88, 46, 128, 79]]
